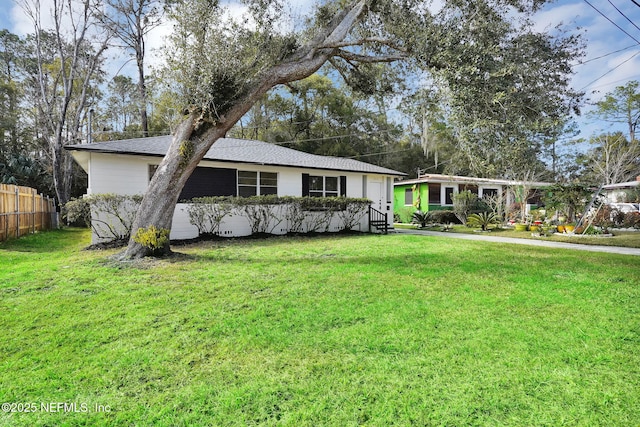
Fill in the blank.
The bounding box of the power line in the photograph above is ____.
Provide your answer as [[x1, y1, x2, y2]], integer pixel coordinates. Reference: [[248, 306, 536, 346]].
[[578, 44, 639, 65], [345, 147, 417, 159], [582, 0, 640, 44], [607, 0, 640, 33], [580, 50, 640, 90], [587, 73, 640, 90], [631, 0, 640, 9]]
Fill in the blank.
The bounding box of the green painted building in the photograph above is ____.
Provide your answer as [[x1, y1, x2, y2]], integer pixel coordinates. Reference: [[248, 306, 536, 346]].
[[394, 174, 551, 223]]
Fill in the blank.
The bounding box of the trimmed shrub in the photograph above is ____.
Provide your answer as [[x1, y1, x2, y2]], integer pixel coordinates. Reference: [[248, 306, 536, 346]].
[[184, 196, 235, 236], [78, 195, 375, 242], [64, 194, 142, 243], [429, 210, 460, 224], [235, 195, 285, 234], [282, 196, 306, 234], [336, 198, 370, 232]]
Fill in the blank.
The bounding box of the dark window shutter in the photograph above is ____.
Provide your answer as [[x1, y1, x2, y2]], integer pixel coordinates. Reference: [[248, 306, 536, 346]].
[[302, 173, 309, 196], [179, 167, 237, 201], [340, 176, 347, 196]]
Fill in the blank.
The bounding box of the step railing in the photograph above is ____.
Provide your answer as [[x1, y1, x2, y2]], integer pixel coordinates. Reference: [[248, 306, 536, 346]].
[[368, 206, 388, 234]]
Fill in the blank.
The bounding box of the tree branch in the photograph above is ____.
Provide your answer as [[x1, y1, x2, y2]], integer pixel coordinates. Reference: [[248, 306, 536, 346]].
[[334, 49, 407, 63], [318, 36, 407, 53]]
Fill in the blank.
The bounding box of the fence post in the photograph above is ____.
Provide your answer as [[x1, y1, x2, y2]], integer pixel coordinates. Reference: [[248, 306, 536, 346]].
[[32, 191, 36, 233], [15, 186, 19, 238]]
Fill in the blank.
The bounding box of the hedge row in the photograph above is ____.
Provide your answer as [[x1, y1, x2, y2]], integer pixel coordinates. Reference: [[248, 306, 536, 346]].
[[184, 195, 372, 237], [65, 194, 373, 244]]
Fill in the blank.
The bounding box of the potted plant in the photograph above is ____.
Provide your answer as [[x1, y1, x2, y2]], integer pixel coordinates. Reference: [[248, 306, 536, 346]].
[[514, 223, 528, 231]]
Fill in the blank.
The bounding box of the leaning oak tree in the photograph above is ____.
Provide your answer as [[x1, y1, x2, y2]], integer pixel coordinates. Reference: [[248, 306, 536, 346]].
[[123, 0, 582, 259]]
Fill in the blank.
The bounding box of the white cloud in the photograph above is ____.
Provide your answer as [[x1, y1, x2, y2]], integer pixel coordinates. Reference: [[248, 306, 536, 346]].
[[10, 0, 44, 36], [532, 1, 587, 33], [531, 0, 640, 138]]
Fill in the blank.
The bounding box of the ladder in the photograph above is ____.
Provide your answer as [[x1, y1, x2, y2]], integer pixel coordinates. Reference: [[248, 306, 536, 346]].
[[574, 184, 604, 233]]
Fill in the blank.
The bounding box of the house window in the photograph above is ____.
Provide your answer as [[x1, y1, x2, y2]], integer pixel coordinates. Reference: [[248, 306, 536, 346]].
[[238, 171, 257, 197], [405, 188, 413, 205], [444, 187, 455, 205], [260, 172, 278, 195], [428, 183, 441, 204], [238, 171, 278, 197], [325, 177, 338, 197], [309, 175, 339, 197], [177, 167, 237, 200], [482, 188, 499, 198]]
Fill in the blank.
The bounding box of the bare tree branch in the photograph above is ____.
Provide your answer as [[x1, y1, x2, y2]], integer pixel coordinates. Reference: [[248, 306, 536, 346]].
[[335, 49, 407, 63]]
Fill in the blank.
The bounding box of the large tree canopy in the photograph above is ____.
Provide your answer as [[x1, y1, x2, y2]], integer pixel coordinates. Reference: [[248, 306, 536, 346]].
[[122, 0, 583, 258]]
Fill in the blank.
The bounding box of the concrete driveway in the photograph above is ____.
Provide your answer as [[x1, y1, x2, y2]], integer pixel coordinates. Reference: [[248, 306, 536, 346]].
[[393, 228, 640, 256]]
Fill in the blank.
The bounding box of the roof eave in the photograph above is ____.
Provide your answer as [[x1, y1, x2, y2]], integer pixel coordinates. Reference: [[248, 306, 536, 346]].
[[65, 145, 406, 176]]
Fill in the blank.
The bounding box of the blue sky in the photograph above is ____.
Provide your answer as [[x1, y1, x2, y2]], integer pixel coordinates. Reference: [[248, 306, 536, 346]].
[[535, 0, 640, 138], [1, 0, 639, 140]]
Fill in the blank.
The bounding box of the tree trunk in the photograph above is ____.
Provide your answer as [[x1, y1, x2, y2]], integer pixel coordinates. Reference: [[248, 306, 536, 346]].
[[137, 46, 149, 137], [51, 144, 73, 205], [121, 1, 369, 259]]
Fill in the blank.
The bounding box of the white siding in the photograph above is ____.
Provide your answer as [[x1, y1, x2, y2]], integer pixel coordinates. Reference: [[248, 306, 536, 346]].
[[88, 153, 151, 196], [85, 154, 396, 241]]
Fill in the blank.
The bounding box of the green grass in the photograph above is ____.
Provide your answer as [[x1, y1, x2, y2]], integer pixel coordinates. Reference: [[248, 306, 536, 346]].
[[396, 223, 640, 248], [1, 228, 639, 426]]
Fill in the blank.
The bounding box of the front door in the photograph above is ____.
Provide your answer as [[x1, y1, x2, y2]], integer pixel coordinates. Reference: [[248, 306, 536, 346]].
[[369, 181, 383, 211]]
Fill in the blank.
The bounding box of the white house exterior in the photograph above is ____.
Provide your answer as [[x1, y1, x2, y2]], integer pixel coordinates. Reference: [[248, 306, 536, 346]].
[[67, 136, 404, 242], [602, 178, 640, 213], [602, 178, 640, 202]]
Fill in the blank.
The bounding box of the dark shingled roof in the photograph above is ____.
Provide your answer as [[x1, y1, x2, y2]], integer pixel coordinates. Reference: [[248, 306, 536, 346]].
[[66, 135, 405, 176]]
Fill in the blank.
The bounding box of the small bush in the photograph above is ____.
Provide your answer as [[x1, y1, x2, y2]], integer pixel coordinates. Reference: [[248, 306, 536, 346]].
[[429, 210, 460, 224], [336, 199, 370, 232], [282, 197, 306, 234], [592, 205, 616, 229], [64, 194, 142, 243], [235, 195, 285, 234], [623, 212, 640, 229], [64, 197, 92, 227], [396, 207, 414, 224], [411, 210, 431, 228], [467, 212, 499, 231], [453, 190, 478, 225], [184, 196, 234, 236], [133, 225, 170, 256], [611, 208, 626, 226]]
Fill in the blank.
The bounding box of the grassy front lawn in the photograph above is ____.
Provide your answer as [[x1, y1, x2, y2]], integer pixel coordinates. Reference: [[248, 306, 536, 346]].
[[395, 223, 640, 248], [1, 229, 639, 426]]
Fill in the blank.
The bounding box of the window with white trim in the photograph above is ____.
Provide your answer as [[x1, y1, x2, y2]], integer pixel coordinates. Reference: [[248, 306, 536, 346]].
[[404, 188, 413, 205], [482, 188, 499, 198], [309, 175, 339, 197], [238, 171, 278, 197], [444, 186, 455, 205]]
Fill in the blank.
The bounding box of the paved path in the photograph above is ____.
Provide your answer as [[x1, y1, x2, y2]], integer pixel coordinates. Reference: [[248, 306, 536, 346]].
[[393, 228, 640, 257]]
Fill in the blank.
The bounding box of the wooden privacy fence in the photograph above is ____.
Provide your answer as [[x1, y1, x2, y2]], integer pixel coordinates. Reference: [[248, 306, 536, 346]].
[[0, 184, 57, 242]]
